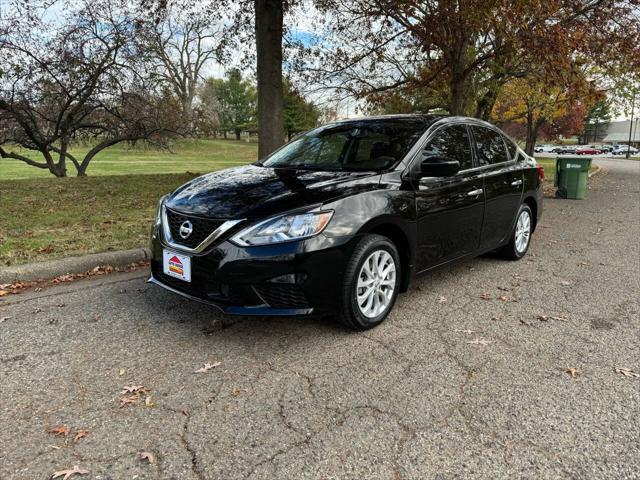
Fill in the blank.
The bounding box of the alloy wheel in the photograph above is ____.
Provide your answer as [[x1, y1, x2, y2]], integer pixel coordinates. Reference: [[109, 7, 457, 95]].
[[515, 210, 531, 253], [356, 249, 397, 318]]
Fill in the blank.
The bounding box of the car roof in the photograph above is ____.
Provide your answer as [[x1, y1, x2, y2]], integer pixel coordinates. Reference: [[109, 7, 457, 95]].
[[327, 114, 506, 131], [327, 114, 443, 127]]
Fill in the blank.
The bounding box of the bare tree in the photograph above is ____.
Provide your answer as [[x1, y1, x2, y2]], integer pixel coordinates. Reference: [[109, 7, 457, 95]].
[[140, 8, 223, 122], [0, 0, 181, 177]]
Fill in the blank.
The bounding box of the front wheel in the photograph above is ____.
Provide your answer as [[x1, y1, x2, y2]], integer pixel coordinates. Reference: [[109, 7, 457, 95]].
[[337, 234, 401, 330], [499, 204, 533, 260]]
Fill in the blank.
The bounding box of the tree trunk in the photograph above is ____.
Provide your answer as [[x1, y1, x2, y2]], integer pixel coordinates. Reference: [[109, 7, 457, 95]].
[[235, 129, 241, 141], [223, 131, 227, 139], [255, 0, 284, 158], [524, 114, 544, 156], [448, 75, 466, 116], [45, 151, 67, 177], [475, 87, 499, 121]]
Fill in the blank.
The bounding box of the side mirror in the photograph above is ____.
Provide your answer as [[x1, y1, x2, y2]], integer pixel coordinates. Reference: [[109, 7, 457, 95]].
[[420, 155, 460, 177]]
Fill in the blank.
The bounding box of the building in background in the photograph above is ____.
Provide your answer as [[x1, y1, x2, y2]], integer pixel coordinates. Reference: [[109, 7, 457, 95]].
[[602, 119, 640, 147]]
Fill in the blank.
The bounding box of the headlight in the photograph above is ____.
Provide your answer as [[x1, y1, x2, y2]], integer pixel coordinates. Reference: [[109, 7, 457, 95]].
[[155, 195, 167, 226], [231, 211, 333, 246]]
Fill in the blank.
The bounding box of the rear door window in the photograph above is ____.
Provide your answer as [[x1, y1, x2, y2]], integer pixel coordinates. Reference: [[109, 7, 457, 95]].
[[470, 126, 509, 166]]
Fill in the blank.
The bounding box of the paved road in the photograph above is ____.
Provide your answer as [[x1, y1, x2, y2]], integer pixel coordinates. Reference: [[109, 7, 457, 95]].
[[1, 160, 639, 480]]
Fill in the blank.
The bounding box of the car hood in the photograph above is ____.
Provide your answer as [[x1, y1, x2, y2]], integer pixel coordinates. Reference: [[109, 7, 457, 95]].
[[165, 164, 380, 219]]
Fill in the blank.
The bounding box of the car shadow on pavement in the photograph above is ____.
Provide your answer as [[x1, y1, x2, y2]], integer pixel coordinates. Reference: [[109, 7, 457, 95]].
[[136, 280, 347, 338]]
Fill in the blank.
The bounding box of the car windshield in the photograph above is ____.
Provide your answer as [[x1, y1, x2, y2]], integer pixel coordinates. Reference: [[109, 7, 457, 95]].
[[259, 119, 429, 171]]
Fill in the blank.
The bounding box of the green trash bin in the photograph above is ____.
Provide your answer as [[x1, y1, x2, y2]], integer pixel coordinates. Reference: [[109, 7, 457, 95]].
[[555, 157, 592, 199]]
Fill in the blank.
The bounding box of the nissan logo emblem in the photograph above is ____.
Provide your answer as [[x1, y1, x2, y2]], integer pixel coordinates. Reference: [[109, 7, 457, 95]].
[[179, 220, 193, 239]]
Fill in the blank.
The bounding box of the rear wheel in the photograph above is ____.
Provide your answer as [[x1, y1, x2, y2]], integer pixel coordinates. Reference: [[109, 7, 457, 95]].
[[337, 234, 400, 330], [499, 204, 533, 260]]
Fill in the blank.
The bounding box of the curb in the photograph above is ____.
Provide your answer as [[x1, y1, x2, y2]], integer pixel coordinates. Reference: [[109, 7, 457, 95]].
[[0, 248, 150, 284], [588, 165, 602, 178]]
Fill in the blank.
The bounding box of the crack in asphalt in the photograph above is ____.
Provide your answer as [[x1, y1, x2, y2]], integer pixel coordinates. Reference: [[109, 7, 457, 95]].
[[180, 414, 206, 480]]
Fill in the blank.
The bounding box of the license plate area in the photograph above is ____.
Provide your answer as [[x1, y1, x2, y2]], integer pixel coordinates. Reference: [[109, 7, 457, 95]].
[[163, 249, 191, 282]]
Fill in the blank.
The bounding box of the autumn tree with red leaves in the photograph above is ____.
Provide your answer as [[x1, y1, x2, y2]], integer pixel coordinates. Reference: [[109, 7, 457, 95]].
[[304, 0, 640, 122]]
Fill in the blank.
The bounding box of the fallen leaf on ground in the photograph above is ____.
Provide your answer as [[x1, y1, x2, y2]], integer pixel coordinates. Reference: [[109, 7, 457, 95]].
[[120, 395, 141, 408], [73, 429, 89, 443], [231, 386, 241, 397], [145, 395, 155, 407], [194, 361, 222, 373], [438, 296, 447, 304], [120, 385, 151, 408], [0, 290, 8, 297], [537, 315, 569, 322], [479, 293, 492, 300], [48, 425, 70, 437], [118, 368, 126, 376], [579, 261, 588, 266], [497, 295, 510, 302], [566, 368, 579, 378], [615, 367, 640, 378], [51, 465, 89, 479], [121, 385, 149, 394], [0, 316, 9, 323], [467, 338, 491, 346], [139, 451, 156, 464], [560, 280, 572, 286]]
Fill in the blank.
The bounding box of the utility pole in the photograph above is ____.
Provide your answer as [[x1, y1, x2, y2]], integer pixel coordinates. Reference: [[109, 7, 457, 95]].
[[627, 90, 635, 160]]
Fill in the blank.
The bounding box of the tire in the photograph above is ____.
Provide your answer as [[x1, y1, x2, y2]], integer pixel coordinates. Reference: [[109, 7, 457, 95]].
[[337, 234, 401, 330], [499, 204, 533, 260]]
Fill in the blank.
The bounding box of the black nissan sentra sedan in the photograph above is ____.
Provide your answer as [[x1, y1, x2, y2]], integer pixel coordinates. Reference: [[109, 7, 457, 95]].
[[149, 115, 543, 329]]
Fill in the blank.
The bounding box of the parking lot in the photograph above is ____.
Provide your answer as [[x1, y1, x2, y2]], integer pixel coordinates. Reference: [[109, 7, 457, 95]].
[[1, 158, 639, 479]]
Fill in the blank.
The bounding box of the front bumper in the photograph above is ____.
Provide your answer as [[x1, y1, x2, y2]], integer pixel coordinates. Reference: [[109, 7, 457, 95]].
[[149, 225, 354, 316]]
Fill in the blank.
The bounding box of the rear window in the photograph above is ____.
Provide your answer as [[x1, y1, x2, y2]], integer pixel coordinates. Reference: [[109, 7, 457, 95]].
[[504, 137, 519, 161]]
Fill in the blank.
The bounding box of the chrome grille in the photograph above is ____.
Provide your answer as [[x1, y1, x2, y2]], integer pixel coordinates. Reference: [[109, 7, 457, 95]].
[[165, 208, 225, 249]]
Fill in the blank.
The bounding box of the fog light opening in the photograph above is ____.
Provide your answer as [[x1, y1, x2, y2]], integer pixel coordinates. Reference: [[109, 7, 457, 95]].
[[269, 273, 308, 284]]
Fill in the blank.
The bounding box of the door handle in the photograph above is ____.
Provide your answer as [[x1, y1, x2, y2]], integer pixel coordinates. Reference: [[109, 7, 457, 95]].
[[511, 179, 523, 186], [467, 188, 483, 196]]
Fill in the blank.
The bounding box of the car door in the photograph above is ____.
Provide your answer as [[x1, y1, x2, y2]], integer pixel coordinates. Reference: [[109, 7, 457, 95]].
[[468, 125, 523, 250], [412, 123, 485, 272]]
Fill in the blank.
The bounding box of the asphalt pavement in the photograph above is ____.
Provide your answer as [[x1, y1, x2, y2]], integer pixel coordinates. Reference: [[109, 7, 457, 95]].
[[1, 158, 639, 480]]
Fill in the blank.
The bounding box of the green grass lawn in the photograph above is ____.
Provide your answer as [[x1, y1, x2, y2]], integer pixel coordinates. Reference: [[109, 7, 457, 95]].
[[0, 139, 259, 266], [0, 139, 258, 180], [0, 174, 201, 266]]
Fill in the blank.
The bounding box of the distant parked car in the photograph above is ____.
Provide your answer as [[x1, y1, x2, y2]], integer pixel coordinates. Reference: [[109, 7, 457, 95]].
[[576, 146, 602, 155], [598, 145, 613, 154], [612, 145, 639, 155], [552, 146, 576, 154], [534, 144, 555, 153]]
